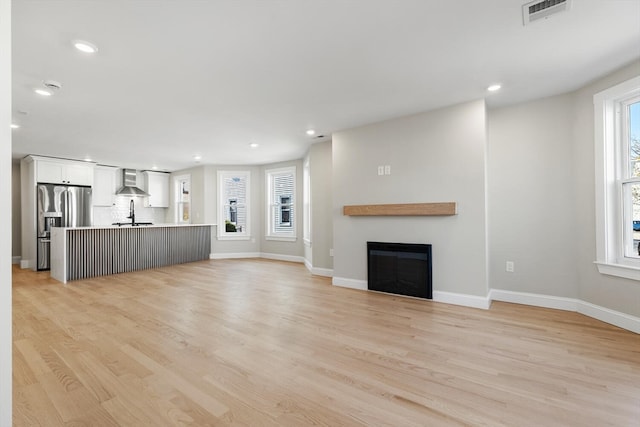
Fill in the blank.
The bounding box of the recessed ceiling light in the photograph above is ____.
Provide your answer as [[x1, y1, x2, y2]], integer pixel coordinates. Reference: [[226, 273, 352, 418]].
[[83, 156, 92, 162], [487, 84, 502, 92], [193, 155, 202, 162], [306, 129, 316, 136], [11, 124, 19, 129], [34, 88, 53, 96], [249, 143, 259, 148], [73, 40, 98, 54], [152, 165, 158, 170]]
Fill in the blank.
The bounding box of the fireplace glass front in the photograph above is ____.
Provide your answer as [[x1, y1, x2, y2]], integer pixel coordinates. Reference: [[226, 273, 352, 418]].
[[367, 241, 432, 299]]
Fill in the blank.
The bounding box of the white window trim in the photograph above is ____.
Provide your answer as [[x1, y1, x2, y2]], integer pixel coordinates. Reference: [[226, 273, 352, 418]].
[[173, 174, 191, 224], [217, 170, 251, 241], [265, 166, 297, 242], [594, 76, 640, 280]]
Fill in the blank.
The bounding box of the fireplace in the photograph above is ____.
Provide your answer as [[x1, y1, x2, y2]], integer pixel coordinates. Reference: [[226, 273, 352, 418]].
[[367, 242, 432, 299]]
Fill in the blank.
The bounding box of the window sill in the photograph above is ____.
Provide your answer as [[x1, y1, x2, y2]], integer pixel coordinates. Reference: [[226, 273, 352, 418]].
[[595, 261, 640, 281], [265, 236, 297, 242], [217, 235, 251, 241]]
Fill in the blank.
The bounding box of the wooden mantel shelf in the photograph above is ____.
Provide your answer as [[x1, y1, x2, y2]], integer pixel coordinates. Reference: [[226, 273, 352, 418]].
[[343, 202, 457, 216]]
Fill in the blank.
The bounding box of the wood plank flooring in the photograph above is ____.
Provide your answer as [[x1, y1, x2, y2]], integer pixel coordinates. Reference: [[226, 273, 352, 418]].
[[12, 259, 640, 426]]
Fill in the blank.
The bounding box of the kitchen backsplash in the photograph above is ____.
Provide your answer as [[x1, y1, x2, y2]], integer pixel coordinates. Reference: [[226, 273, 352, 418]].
[[93, 196, 167, 226]]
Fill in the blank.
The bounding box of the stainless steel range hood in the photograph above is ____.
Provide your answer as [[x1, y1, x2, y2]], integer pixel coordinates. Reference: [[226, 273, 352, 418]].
[[116, 169, 150, 196]]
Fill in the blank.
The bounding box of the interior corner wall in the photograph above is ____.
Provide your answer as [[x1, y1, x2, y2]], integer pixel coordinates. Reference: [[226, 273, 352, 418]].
[[486, 59, 640, 319], [487, 94, 578, 298], [571, 60, 640, 317], [332, 100, 488, 297], [309, 140, 333, 270]]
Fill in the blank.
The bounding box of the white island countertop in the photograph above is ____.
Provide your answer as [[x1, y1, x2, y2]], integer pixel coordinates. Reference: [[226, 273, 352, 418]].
[[60, 223, 216, 230]]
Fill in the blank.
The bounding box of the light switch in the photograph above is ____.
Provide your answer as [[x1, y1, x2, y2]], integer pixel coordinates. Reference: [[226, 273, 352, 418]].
[[384, 165, 391, 175], [378, 166, 384, 175]]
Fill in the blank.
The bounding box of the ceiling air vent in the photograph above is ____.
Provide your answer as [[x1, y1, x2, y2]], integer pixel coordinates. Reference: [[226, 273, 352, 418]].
[[522, 0, 572, 25]]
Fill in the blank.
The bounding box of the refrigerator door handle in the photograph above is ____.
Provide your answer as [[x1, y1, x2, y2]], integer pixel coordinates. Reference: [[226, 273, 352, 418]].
[[63, 189, 69, 227]]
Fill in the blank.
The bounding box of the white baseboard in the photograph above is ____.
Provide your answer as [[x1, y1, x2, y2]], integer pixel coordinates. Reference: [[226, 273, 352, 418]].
[[260, 253, 305, 263], [209, 252, 307, 265], [209, 252, 261, 260], [577, 301, 640, 334], [433, 291, 491, 310], [489, 289, 578, 311], [19, 259, 31, 269], [311, 267, 333, 277], [304, 258, 333, 277], [490, 289, 640, 334], [333, 277, 490, 309], [332, 277, 367, 290], [12, 256, 20, 265]]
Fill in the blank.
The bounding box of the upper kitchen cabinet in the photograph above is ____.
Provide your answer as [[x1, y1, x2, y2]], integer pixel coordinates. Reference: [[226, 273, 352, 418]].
[[93, 166, 117, 206], [36, 157, 94, 186], [144, 171, 170, 208]]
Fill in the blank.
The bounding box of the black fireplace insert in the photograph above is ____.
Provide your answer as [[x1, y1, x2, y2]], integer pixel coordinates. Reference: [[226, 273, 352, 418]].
[[367, 241, 432, 299]]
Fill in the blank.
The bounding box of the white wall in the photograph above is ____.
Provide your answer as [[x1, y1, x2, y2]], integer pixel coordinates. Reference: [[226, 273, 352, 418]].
[[332, 100, 488, 297], [1, 0, 12, 422], [487, 94, 578, 297], [486, 60, 640, 319], [309, 141, 333, 271], [168, 163, 306, 259], [572, 60, 640, 317]]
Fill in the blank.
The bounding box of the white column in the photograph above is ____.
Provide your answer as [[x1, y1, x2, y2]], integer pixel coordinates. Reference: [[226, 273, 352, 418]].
[[0, 0, 12, 423]]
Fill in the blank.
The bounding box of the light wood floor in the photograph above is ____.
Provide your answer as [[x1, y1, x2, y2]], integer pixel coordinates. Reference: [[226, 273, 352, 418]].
[[12, 260, 640, 426]]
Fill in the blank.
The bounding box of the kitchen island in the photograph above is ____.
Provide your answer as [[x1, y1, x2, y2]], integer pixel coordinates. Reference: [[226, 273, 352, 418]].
[[50, 224, 213, 283]]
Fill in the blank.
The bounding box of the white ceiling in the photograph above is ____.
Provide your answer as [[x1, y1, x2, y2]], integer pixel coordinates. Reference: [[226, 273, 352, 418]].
[[11, 0, 640, 171]]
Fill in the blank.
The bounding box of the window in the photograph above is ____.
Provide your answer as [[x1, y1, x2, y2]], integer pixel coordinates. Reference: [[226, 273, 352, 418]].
[[174, 174, 191, 224], [594, 76, 640, 280], [218, 171, 250, 240], [266, 166, 296, 241]]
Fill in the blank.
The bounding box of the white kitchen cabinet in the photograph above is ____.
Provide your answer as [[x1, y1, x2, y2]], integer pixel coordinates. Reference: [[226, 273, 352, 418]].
[[93, 166, 117, 206], [144, 171, 169, 208], [37, 159, 94, 186]]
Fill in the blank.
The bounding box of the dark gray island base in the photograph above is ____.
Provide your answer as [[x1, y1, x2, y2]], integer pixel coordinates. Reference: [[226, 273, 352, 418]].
[[51, 224, 212, 283]]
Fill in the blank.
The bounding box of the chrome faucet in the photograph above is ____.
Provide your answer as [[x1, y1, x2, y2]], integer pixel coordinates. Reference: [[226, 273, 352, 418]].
[[127, 199, 136, 226]]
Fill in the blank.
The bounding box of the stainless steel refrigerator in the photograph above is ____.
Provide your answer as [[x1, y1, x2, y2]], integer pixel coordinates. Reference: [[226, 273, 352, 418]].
[[37, 183, 92, 270]]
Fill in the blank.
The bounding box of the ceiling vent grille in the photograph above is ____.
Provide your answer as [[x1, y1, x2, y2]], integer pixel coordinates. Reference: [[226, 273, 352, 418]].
[[522, 0, 571, 25]]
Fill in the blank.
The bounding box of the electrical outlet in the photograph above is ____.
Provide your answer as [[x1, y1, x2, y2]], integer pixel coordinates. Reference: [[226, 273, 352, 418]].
[[506, 261, 514, 272], [329, 248, 334, 257], [384, 165, 391, 175], [377, 166, 384, 175]]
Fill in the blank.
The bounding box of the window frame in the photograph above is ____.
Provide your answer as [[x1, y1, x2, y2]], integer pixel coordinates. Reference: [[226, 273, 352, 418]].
[[265, 166, 297, 242], [217, 170, 251, 241], [594, 76, 640, 280], [173, 174, 191, 224]]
